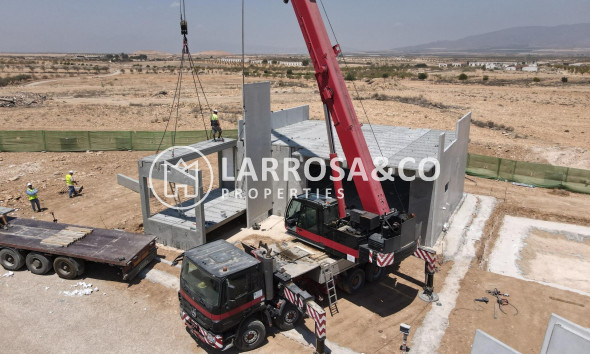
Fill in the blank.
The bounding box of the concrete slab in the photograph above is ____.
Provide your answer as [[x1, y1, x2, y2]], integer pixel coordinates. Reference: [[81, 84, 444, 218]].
[[488, 216, 590, 296]]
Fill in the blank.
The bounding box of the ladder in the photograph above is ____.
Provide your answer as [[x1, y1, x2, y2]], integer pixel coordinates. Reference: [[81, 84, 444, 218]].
[[168, 182, 186, 217], [321, 263, 339, 316]]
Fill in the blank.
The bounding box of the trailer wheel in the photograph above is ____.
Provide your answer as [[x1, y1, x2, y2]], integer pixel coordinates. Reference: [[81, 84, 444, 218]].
[[235, 318, 266, 351], [0, 248, 25, 270], [365, 263, 385, 283], [274, 303, 302, 330], [342, 268, 366, 294], [25, 253, 51, 275], [54, 257, 84, 279]]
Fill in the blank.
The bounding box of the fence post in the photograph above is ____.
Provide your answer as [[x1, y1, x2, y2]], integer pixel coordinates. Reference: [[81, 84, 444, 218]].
[[563, 167, 570, 189], [42, 130, 47, 152], [87, 131, 92, 151], [496, 157, 502, 179], [129, 131, 133, 151]]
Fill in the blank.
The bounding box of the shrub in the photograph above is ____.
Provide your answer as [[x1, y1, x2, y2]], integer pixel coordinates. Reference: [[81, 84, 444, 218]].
[[483, 75, 489, 81], [458, 73, 468, 80], [382, 73, 389, 79], [302, 59, 309, 66], [286, 69, 293, 75], [561, 76, 568, 83], [418, 73, 428, 80], [533, 77, 540, 82], [344, 72, 356, 81], [414, 63, 427, 68]]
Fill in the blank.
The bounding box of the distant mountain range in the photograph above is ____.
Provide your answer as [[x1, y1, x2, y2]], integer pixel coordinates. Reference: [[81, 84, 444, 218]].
[[390, 23, 590, 55]]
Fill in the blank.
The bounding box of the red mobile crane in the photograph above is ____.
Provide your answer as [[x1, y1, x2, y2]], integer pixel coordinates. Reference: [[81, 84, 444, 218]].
[[177, 1, 438, 352]]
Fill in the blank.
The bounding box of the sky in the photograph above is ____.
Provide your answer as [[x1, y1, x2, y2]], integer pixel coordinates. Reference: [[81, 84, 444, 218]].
[[1, 0, 589, 54]]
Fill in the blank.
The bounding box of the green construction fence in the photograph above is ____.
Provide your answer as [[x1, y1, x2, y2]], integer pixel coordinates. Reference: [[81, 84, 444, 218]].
[[1, 131, 588, 194], [466, 154, 590, 194], [0, 130, 238, 153]]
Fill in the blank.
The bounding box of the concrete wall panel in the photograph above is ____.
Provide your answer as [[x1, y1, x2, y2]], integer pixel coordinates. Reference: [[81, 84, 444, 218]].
[[243, 82, 273, 227]]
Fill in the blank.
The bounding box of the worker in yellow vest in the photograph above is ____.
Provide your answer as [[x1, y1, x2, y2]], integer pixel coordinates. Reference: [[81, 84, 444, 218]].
[[65, 170, 83, 198], [26, 182, 42, 212], [211, 109, 224, 142]]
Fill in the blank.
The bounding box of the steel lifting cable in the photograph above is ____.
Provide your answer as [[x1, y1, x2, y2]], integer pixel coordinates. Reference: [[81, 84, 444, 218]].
[[156, 0, 212, 154], [318, 0, 407, 212]]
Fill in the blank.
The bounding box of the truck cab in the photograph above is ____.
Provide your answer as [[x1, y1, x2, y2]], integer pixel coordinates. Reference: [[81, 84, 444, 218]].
[[179, 240, 266, 350]]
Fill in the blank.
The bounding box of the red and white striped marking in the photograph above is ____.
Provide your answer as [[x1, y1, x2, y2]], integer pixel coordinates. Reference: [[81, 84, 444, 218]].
[[306, 302, 326, 338], [413, 247, 437, 273], [181, 312, 223, 349], [298, 296, 304, 310], [284, 287, 298, 305], [369, 250, 395, 267]]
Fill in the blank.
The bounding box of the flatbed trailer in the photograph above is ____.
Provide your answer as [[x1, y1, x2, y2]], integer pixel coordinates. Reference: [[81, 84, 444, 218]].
[[0, 217, 157, 281]]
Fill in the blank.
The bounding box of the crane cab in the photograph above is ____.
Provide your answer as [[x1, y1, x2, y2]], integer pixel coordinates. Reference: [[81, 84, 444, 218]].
[[285, 193, 419, 264]]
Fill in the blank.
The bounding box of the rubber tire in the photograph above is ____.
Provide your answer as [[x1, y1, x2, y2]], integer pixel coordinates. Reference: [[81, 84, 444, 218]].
[[25, 253, 52, 275], [0, 248, 25, 270], [274, 303, 302, 331], [365, 262, 385, 283], [235, 318, 266, 352], [342, 268, 366, 294], [54, 257, 84, 279]]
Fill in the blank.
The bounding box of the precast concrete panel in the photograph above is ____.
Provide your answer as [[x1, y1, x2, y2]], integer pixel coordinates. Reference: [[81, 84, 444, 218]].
[[540, 314, 590, 354], [243, 82, 273, 227], [470, 330, 520, 354], [271, 105, 309, 130]]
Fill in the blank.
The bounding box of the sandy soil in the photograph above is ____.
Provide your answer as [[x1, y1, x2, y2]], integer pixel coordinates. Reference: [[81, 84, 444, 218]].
[[439, 268, 590, 354], [2, 57, 589, 168]]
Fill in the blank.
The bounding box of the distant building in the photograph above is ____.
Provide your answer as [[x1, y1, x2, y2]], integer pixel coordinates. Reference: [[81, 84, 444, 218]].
[[504, 66, 516, 71], [438, 63, 448, 68], [522, 64, 538, 72], [278, 61, 303, 67], [452, 62, 463, 68]]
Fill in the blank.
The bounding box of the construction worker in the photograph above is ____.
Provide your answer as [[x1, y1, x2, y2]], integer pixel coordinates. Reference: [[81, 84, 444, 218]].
[[211, 109, 224, 142], [26, 182, 41, 212], [65, 170, 83, 198]]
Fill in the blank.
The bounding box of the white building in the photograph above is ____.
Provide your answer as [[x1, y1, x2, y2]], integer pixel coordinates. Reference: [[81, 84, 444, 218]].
[[522, 65, 538, 72], [278, 61, 303, 67], [438, 63, 448, 68], [504, 66, 516, 71], [452, 62, 463, 68]]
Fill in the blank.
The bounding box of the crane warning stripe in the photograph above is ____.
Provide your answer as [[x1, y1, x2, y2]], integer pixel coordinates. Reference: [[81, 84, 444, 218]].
[[306, 302, 327, 338], [296, 227, 359, 259]]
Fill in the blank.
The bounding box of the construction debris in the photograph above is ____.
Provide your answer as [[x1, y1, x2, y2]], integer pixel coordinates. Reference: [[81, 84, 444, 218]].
[[62, 282, 97, 296], [2, 271, 14, 278], [0, 92, 46, 107]]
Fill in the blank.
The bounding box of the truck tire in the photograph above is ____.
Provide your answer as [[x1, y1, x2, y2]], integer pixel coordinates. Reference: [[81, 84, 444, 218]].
[[274, 303, 302, 331], [235, 318, 266, 351], [365, 262, 385, 283], [342, 268, 365, 294], [25, 253, 52, 275], [0, 248, 25, 271], [54, 257, 85, 279]]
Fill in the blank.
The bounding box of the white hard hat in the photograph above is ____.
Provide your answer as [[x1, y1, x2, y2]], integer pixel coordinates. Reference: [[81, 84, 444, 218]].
[[27, 182, 32, 186], [213, 109, 218, 113], [69, 170, 74, 174]]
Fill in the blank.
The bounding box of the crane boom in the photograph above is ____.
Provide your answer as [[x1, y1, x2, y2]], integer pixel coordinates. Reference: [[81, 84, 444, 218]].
[[289, 0, 390, 216]]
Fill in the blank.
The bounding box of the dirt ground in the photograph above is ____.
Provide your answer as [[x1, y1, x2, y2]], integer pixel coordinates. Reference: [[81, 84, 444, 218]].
[[1, 56, 590, 352]]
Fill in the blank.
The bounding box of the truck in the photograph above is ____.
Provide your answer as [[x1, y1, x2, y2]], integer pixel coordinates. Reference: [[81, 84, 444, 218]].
[[0, 216, 157, 281], [177, 0, 439, 352]]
